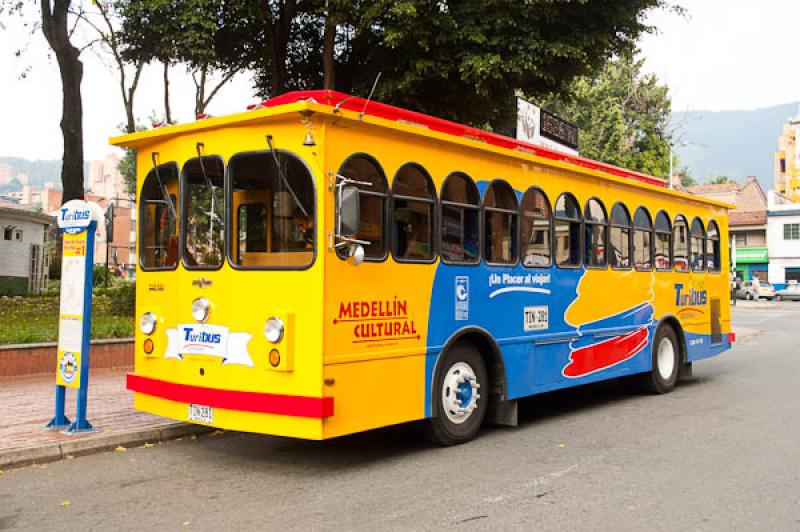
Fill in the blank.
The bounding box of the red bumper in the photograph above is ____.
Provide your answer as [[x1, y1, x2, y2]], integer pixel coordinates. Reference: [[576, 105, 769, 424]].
[[127, 373, 334, 419]]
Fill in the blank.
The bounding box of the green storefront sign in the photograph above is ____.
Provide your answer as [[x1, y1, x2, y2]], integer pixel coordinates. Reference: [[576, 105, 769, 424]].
[[734, 247, 768, 263]]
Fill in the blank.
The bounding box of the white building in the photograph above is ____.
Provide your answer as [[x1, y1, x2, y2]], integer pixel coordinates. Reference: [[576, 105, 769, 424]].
[[767, 190, 800, 289], [0, 204, 55, 295]]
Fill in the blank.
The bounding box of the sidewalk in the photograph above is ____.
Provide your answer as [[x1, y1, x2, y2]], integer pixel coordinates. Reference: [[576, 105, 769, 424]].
[[0, 368, 210, 469]]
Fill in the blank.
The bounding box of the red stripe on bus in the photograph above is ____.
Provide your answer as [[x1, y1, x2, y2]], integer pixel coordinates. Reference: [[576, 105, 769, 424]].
[[262, 90, 666, 187], [127, 373, 334, 419], [563, 327, 649, 378]]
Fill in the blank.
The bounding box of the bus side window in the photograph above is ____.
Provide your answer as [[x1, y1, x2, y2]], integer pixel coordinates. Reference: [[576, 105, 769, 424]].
[[633, 207, 653, 271], [706, 220, 721, 272], [139, 162, 179, 270], [673, 215, 690, 272], [691, 217, 706, 272], [337, 154, 388, 261], [553, 193, 581, 267], [583, 197, 607, 268], [483, 180, 518, 265], [609, 203, 632, 270], [391, 163, 436, 262], [654, 210, 672, 271], [440, 172, 480, 264], [520, 187, 552, 268]]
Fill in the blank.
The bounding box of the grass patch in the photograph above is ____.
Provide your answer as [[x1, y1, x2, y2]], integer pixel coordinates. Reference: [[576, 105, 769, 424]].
[[0, 287, 134, 345]]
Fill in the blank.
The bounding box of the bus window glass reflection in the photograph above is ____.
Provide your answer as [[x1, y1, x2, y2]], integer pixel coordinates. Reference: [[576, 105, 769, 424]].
[[392, 164, 436, 262], [520, 187, 552, 267], [584, 198, 607, 268], [654, 210, 672, 271], [484, 180, 518, 265], [440, 173, 480, 263], [337, 155, 388, 260], [182, 156, 225, 268], [609, 203, 632, 269], [140, 162, 179, 270]]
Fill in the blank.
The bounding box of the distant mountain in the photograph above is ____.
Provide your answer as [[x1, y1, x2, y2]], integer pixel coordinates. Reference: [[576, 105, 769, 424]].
[[671, 102, 800, 192], [0, 157, 88, 189]]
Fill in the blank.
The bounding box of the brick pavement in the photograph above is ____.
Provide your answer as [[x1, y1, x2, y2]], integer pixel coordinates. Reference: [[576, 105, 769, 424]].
[[0, 368, 209, 468]]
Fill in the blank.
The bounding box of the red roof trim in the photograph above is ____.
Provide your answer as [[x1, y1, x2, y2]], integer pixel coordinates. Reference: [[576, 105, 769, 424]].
[[127, 373, 334, 419], [261, 90, 666, 188]]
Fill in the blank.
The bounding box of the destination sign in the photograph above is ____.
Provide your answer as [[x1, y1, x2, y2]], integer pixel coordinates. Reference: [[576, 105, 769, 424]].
[[539, 108, 579, 151]]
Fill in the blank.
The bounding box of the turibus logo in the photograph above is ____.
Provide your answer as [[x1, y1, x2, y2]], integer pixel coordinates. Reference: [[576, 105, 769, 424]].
[[674, 283, 707, 306], [183, 327, 222, 345]]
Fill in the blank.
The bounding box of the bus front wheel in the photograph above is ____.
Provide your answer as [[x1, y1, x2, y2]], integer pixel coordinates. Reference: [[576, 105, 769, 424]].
[[639, 326, 680, 394], [426, 344, 488, 446]]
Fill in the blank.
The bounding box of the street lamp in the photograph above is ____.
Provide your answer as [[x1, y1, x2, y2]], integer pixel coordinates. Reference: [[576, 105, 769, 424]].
[[668, 140, 689, 189]]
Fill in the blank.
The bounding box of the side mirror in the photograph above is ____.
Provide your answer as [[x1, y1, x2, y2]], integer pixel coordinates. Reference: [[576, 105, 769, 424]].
[[338, 185, 360, 237], [346, 244, 365, 266]]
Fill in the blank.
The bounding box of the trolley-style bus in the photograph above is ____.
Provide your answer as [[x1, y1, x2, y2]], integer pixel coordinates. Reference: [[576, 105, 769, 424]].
[[113, 90, 733, 445]]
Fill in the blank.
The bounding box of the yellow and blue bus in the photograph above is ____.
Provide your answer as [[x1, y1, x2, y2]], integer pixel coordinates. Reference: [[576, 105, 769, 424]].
[[113, 90, 733, 445]]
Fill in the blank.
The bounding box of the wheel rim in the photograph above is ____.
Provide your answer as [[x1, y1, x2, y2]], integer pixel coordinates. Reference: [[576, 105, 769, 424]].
[[441, 361, 481, 425], [657, 337, 676, 380]]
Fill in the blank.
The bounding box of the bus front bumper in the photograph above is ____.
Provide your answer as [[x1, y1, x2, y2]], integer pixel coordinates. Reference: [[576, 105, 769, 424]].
[[126, 373, 334, 419]]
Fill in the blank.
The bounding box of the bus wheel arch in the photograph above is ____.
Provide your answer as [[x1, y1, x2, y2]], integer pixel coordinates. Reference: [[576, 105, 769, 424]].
[[640, 317, 687, 393], [437, 328, 507, 403]]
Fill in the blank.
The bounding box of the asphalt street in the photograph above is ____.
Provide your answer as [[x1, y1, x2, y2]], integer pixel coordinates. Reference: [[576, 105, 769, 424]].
[[2, 303, 799, 531]]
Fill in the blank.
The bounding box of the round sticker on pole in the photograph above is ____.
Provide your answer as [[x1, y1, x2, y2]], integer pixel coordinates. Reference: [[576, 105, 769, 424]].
[[57, 199, 101, 234]]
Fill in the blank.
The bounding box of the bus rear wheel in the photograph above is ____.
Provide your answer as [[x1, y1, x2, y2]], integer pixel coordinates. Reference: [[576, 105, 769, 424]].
[[426, 343, 488, 446], [639, 326, 680, 394]]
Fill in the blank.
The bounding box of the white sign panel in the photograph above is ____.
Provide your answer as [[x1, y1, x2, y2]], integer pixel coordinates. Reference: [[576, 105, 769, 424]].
[[516, 98, 579, 156]]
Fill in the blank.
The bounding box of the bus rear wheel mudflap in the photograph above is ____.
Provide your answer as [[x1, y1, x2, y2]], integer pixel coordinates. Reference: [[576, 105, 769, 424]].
[[426, 343, 488, 446], [639, 325, 681, 394]]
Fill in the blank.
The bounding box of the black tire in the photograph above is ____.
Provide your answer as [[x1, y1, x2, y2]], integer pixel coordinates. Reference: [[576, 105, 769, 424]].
[[638, 326, 680, 394], [425, 343, 488, 446]]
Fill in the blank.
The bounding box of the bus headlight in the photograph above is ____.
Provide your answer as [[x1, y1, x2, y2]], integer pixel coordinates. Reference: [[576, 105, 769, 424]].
[[140, 312, 157, 335], [192, 297, 210, 323], [264, 317, 284, 343]]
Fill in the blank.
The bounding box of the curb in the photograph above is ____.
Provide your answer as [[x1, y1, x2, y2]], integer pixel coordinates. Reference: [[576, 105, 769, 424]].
[[0, 423, 213, 470]]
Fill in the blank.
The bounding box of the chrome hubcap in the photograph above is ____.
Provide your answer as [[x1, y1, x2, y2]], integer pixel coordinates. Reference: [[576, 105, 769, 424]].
[[441, 362, 480, 424], [657, 337, 676, 380]]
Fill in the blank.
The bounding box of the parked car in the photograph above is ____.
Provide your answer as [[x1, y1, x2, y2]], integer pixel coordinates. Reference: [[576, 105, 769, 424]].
[[735, 280, 777, 300], [776, 283, 800, 301]]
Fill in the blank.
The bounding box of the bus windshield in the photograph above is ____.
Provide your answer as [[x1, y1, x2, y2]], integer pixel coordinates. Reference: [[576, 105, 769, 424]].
[[229, 151, 315, 269], [182, 156, 225, 268]]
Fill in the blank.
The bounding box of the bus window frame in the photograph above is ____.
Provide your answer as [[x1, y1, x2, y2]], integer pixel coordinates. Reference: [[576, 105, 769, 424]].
[[609, 202, 633, 271], [554, 192, 583, 269], [439, 171, 481, 266], [180, 154, 226, 272], [390, 162, 438, 264], [520, 186, 553, 269], [482, 179, 520, 267], [225, 148, 318, 272], [706, 219, 722, 273], [690, 216, 706, 272], [139, 161, 180, 272], [336, 152, 389, 263], [583, 196, 608, 270], [654, 210, 673, 272], [633, 206, 654, 272], [673, 214, 690, 273]]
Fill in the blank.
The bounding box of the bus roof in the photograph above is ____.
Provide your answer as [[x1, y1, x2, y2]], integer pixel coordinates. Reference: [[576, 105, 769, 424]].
[[110, 90, 733, 210]]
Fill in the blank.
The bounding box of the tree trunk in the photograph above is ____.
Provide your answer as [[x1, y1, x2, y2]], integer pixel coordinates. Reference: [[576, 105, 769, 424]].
[[323, 15, 336, 90], [163, 61, 172, 124], [260, 0, 296, 96], [41, 0, 84, 204]]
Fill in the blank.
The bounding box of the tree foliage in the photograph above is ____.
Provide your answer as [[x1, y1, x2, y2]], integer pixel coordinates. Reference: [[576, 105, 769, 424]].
[[542, 51, 672, 177]]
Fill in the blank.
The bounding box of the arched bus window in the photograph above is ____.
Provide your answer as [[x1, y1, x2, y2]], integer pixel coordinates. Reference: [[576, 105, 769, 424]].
[[392, 163, 436, 262], [633, 207, 653, 271], [554, 193, 581, 268], [673, 215, 690, 272], [229, 150, 315, 269], [706, 220, 721, 273], [609, 203, 632, 270], [583, 198, 607, 268], [654, 210, 672, 271], [181, 156, 225, 269], [691, 217, 705, 271], [483, 180, 518, 265], [440, 172, 480, 264], [139, 161, 179, 270], [337, 154, 388, 261], [520, 187, 552, 267]]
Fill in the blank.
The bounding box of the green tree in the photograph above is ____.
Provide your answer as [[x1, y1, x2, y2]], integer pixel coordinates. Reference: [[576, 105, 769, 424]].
[[709, 175, 734, 185], [542, 51, 672, 177]]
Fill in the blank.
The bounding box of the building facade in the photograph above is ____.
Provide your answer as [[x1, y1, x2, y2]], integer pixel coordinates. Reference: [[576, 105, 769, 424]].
[[0, 205, 54, 295], [775, 109, 800, 203], [767, 191, 800, 289]]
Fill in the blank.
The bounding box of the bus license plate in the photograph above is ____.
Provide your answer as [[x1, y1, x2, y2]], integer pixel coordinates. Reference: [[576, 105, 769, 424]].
[[524, 306, 549, 332], [188, 403, 213, 424]]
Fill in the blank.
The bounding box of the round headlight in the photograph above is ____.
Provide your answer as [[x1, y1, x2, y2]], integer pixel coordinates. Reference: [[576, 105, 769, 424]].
[[140, 312, 157, 335], [264, 317, 284, 343], [192, 297, 210, 322]]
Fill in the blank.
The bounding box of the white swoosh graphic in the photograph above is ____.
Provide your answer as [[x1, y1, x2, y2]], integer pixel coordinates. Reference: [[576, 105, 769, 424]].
[[489, 286, 551, 298]]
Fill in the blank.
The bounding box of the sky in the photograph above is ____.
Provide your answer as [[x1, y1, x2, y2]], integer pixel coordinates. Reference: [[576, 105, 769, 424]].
[[0, 0, 799, 161]]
